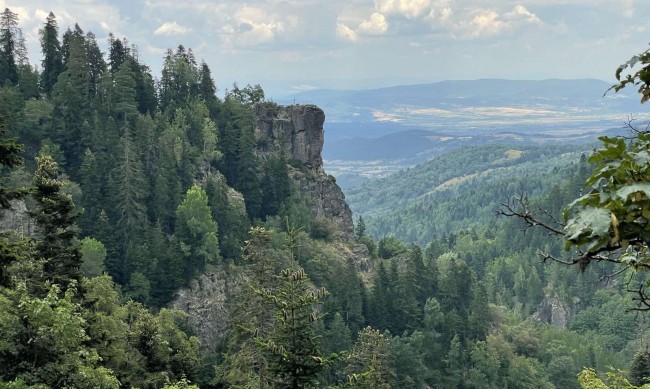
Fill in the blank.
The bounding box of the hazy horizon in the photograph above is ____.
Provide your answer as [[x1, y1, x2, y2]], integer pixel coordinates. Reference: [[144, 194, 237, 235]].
[[9, 0, 650, 97]]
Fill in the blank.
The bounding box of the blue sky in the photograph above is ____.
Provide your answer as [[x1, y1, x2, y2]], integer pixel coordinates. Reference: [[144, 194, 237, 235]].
[[7, 0, 650, 97]]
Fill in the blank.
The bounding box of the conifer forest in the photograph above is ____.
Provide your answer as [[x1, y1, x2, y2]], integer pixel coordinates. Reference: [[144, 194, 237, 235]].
[[3, 8, 650, 389]]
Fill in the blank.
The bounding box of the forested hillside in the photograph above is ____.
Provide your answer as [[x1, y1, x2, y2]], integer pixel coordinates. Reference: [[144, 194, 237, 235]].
[[347, 143, 593, 244], [2, 8, 650, 389]]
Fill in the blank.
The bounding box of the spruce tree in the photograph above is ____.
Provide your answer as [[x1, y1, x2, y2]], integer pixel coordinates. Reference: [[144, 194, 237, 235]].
[[630, 348, 650, 386], [84, 31, 106, 104], [175, 184, 220, 280], [32, 155, 82, 291], [344, 327, 395, 389], [355, 215, 366, 242], [0, 117, 26, 287], [254, 267, 328, 389], [39, 12, 63, 97], [51, 30, 90, 174], [0, 8, 19, 85], [109, 125, 147, 283]]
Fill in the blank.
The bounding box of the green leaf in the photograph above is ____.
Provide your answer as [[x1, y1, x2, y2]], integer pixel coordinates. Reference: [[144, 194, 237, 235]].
[[615, 183, 650, 200], [564, 207, 612, 243]]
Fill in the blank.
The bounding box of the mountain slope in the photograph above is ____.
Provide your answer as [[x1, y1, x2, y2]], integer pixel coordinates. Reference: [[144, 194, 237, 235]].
[[345, 143, 593, 244]]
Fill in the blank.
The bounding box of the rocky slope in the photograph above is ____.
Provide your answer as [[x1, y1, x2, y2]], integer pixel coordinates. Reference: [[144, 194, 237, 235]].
[[173, 103, 362, 350], [253, 103, 354, 239]]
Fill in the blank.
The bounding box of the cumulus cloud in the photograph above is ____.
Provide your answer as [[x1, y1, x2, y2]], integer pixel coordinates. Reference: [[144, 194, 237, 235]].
[[337, 23, 358, 42], [220, 5, 296, 48], [466, 11, 505, 37], [358, 12, 389, 35], [460, 5, 541, 38], [154, 21, 191, 36], [375, 0, 435, 19], [507, 5, 541, 25]]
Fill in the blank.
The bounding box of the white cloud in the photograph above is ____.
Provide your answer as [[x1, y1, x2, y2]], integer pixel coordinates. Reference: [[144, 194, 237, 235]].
[[467, 11, 505, 37], [358, 12, 389, 35], [375, 0, 435, 19], [458, 5, 541, 39], [100, 21, 110, 31], [507, 5, 541, 25], [337, 23, 358, 42], [221, 5, 295, 48], [154, 21, 191, 36]]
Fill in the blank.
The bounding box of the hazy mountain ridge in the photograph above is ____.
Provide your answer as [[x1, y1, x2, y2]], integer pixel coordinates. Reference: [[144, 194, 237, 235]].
[[290, 79, 645, 186]]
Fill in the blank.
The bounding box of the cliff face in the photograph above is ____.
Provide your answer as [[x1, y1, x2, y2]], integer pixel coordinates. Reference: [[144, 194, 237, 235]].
[[253, 104, 354, 239], [172, 104, 360, 350]]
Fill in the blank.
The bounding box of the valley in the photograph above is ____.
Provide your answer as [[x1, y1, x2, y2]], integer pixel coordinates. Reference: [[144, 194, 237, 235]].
[[276, 79, 649, 188]]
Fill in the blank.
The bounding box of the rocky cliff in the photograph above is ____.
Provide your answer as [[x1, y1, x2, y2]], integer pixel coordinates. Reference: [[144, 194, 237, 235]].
[[172, 104, 362, 350], [253, 103, 354, 239]]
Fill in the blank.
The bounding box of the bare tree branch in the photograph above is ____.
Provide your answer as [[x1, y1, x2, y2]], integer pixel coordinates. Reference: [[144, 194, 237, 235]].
[[497, 194, 565, 236]]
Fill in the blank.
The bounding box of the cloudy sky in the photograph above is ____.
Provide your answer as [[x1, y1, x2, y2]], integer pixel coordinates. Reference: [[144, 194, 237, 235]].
[[6, 0, 650, 97]]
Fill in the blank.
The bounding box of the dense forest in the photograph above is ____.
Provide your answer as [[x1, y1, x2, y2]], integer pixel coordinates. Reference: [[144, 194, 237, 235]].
[[2, 8, 650, 389]]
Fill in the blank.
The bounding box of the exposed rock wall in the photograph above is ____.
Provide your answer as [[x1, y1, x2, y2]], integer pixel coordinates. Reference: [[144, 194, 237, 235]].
[[173, 103, 358, 349], [171, 270, 242, 351], [0, 200, 35, 236], [531, 295, 581, 329], [253, 103, 354, 239]]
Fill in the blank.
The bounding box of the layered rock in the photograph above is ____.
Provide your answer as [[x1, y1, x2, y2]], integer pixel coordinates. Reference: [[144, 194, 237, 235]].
[[253, 103, 354, 239]]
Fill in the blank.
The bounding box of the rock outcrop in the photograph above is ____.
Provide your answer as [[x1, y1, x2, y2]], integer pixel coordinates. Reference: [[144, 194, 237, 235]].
[[531, 295, 581, 329], [0, 200, 35, 236], [253, 103, 354, 239], [173, 103, 359, 349], [171, 270, 241, 351]]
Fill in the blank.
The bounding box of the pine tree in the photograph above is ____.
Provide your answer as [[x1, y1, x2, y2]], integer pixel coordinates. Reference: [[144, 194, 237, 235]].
[[355, 215, 366, 241], [630, 348, 650, 386], [32, 155, 82, 291], [261, 153, 291, 218], [369, 261, 393, 331], [254, 267, 328, 388], [0, 117, 24, 209], [84, 31, 106, 104], [216, 227, 280, 388], [205, 173, 249, 260], [107, 33, 129, 74], [110, 125, 147, 283], [78, 149, 103, 237], [0, 117, 27, 287], [175, 184, 220, 280], [39, 12, 63, 97], [0, 8, 19, 85], [198, 61, 219, 118], [51, 30, 90, 174], [112, 60, 138, 123], [344, 327, 395, 389]]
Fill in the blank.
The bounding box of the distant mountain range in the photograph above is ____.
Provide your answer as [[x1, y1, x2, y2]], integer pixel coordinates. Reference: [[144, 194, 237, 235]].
[[274, 79, 648, 187]]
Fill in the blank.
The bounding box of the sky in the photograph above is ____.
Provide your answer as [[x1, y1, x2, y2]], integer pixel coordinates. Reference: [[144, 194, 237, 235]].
[[6, 0, 650, 97]]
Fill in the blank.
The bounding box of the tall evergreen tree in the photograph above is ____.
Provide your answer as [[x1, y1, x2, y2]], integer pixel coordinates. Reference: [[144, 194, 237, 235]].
[[39, 12, 64, 97], [175, 184, 220, 280], [261, 153, 291, 218], [254, 267, 329, 389], [344, 327, 396, 389], [0, 117, 24, 209], [630, 348, 650, 386], [51, 30, 90, 174], [32, 155, 82, 291], [107, 33, 129, 74], [78, 149, 103, 237], [0, 8, 19, 86], [84, 31, 106, 104], [109, 124, 147, 282], [111, 60, 138, 123]]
